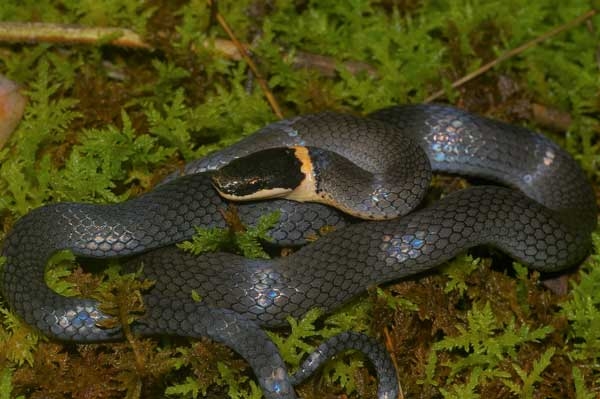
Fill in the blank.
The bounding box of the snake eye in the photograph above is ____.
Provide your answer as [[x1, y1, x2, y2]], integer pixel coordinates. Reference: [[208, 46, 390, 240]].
[[212, 147, 306, 200]]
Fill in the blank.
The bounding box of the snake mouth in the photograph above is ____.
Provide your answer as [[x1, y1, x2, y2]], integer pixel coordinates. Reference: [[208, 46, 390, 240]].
[[211, 146, 315, 201]]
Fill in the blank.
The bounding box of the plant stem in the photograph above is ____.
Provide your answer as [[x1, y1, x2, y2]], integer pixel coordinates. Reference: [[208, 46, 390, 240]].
[[425, 9, 599, 103], [0, 22, 151, 48], [206, 0, 284, 119]]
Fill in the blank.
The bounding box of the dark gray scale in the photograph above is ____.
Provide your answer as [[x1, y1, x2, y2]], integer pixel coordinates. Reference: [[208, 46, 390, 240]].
[[1, 105, 596, 399], [369, 104, 597, 231], [289, 332, 399, 398], [183, 112, 431, 190], [130, 186, 591, 331], [0, 172, 397, 399], [237, 198, 352, 246], [308, 146, 419, 219]]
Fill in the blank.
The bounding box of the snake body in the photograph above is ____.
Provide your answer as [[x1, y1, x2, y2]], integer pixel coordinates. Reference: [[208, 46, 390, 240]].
[[1, 104, 596, 398]]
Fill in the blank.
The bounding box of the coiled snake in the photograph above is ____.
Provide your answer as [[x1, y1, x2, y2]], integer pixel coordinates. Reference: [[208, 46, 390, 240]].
[[1, 104, 596, 398]]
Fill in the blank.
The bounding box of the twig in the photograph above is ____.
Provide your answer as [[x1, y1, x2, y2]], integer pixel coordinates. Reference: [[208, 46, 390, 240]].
[[288, 50, 377, 78], [206, 0, 284, 119], [203, 38, 377, 77], [0, 22, 151, 49], [0, 21, 375, 80], [383, 326, 404, 399], [424, 9, 599, 103]]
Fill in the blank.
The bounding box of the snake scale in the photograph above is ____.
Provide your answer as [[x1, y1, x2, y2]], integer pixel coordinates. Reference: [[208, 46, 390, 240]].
[[1, 104, 596, 398]]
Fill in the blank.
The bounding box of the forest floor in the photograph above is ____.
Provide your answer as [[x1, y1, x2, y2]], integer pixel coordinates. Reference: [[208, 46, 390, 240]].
[[0, 1, 599, 398]]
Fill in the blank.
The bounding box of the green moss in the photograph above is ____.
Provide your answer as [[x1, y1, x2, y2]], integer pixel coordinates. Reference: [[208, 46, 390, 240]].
[[425, 301, 553, 387], [560, 233, 600, 364], [0, 367, 24, 399], [440, 254, 481, 296], [0, 0, 599, 398], [177, 209, 280, 259]]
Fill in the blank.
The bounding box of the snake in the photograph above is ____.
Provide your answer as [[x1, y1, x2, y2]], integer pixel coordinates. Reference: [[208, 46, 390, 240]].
[[1, 104, 596, 398]]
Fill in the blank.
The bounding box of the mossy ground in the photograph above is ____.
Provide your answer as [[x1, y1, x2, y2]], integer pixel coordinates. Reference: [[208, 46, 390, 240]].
[[0, 1, 599, 398]]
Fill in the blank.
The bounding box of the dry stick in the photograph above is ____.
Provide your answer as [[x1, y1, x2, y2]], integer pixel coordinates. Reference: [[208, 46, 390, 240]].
[[424, 9, 599, 103], [206, 0, 284, 119], [0, 22, 376, 79], [207, 38, 377, 77], [0, 22, 151, 48], [383, 326, 404, 399]]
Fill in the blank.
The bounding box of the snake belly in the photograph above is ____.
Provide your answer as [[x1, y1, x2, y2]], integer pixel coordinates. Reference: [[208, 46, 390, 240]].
[[1, 104, 596, 399]]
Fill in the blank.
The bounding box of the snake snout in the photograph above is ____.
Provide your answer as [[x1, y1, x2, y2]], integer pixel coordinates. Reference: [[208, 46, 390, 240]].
[[212, 147, 305, 200]]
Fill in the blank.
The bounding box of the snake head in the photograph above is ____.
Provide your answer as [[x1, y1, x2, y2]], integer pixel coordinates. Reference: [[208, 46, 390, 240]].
[[211, 147, 308, 201]]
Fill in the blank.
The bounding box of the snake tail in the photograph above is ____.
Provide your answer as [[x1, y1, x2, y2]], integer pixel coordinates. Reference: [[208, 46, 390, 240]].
[[290, 332, 399, 399]]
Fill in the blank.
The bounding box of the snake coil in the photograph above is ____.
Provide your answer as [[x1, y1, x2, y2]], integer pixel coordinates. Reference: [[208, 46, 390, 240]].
[[1, 104, 596, 398]]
